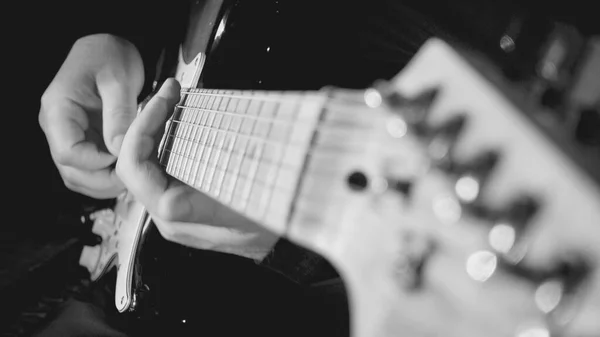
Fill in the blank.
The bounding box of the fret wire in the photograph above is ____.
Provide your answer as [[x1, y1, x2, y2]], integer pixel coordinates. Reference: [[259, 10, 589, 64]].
[[173, 104, 379, 134], [166, 106, 178, 175], [179, 94, 199, 182], [190, 94, 212, 185], [174, 104, 311, 126], [172, 105, 187, 179], [170, 119, 310, 148], [191, 93, 215, 187], [194, 94, 220, 188], [180, 89, 326, 104], [216, 96, 244, 201], [260, 99, 302, 217], [242, 100, 279, 213], [166, 131, 364, 167], [184, 94, 207, 183], [184, 93, 202, 182], [199, 91, 228, 192], [190, 94, 214, 186], [165, 133, 300, 170], [176, 93, 197, 179], [168, 119, 370, 159], [162, 147, 307, 222], [163, 147, 349, 204], [228, 98, 262, 205], [212, 93, 240, 197], [163, 147, 292, 194], [158, 93, 183, 167], [163, 117, 173, 173]]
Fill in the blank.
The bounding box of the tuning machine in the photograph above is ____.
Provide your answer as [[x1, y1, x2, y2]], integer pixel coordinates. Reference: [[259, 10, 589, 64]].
[[366, 80, 440, 131], [394, 230, 438, 291]]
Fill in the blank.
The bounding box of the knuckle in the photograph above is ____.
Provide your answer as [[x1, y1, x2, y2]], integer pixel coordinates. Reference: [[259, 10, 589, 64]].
[[38, 92, 55, 130], [115, 158, 128, 179], [53, 148, 73, 166], [63, 179, 80, 192], [156, 204, 178, 222], [60, 169, 79, 186], [155, 221, 176, 240], [38, 110, 47, 130]]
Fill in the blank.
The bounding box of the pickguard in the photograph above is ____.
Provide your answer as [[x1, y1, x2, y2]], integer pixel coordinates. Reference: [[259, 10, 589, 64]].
[[79, 192, 147, 312], [78, 0, 228, 312], [79, 45, 207, 313], [174, 47, 205, 89]]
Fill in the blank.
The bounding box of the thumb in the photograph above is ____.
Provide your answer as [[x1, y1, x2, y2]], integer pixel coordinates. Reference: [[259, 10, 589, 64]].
[[98, 77, 141, 156]]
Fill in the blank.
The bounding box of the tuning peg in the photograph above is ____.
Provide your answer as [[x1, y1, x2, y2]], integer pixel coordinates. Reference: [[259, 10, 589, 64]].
[[79, 245, 101, 274], [395, 231, 438, 291], [426, 114, 468, 170], [383, 87, 440, 129], [397, 88, 440, 128], [366, 81, 440, 123], [488, 196, 539, 263], [549, 256, 591, 295], [453, 151, 501, 205], [387, 178, 412, 196], [503, 254, 591, 327]]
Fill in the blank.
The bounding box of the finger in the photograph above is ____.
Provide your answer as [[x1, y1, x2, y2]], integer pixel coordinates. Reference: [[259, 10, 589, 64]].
[[128, 78, 181, 139], [41, 101, 117, 170], [120, 79, 266, 228], [117, 78, 183, 214], [98, 75, 142, 156], [58, 164, 125, 199], [158, 188, 268, 233]]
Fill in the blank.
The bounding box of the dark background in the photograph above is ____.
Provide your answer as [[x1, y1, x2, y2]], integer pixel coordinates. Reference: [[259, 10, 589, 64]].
[[1, 0, 598, 333], [5, 0, 598, 238]]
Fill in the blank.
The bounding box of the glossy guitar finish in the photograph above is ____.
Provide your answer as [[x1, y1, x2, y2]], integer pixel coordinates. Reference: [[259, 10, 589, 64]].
[[79, 1, 600, 336], [81, 0, 384, 329]]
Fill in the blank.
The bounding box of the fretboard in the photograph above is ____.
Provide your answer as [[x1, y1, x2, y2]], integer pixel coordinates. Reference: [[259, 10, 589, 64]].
[[159, 88, 328, 230]]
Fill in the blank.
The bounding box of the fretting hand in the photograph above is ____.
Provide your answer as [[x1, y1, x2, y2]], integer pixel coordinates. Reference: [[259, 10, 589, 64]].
[[116, 79, 279, 260]]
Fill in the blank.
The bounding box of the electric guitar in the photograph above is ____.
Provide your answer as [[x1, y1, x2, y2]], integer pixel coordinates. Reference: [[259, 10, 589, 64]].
[[78, 1, 600, 336]]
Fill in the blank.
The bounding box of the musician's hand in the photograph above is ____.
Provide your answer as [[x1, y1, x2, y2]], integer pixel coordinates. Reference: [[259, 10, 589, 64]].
[[39, 34, 144, 199], [116, 79, 279, 261]]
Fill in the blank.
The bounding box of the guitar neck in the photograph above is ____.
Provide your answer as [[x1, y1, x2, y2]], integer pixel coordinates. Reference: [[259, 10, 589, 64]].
[[159, 88, 329, 230]]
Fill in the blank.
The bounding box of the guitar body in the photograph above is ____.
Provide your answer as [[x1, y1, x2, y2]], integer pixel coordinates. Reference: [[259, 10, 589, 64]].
[[81, 0, 417, 333], [79, 1, 600, 336]]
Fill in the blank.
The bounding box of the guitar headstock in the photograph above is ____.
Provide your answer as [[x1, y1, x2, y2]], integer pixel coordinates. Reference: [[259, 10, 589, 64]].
[[290, 38, 599, 337]]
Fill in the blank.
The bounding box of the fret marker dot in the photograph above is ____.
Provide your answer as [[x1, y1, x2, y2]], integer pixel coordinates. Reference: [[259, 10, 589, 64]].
[[364, 88, 383, 108], [347, 171, 368, 191]]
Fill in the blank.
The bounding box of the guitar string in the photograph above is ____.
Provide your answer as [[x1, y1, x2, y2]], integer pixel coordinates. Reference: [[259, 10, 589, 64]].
[[165, 120, 368, 159], [162, 88, 375, 210], [177, 88, 384, 131], [173, 104, 379, 129], [162, 147, 350, 202], [165, 88, 380, 173], [165, 103, 370, 196], [180, 88, 329, 104], [163, 135, 346, 219], [163, 132, 361, 205]]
